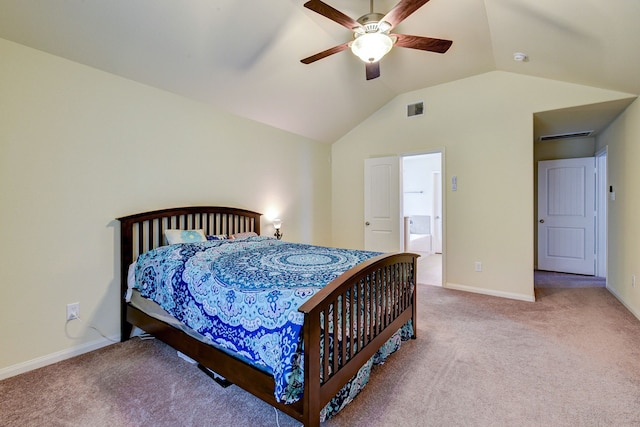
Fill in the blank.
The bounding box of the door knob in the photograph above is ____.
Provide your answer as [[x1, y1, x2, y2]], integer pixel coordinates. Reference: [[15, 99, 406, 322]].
[[539, 219, 544, 223], [365, 221, 370, 226]]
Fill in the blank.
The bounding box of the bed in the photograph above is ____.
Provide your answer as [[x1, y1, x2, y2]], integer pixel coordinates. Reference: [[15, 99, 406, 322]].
[[118, 206, 418, 427]]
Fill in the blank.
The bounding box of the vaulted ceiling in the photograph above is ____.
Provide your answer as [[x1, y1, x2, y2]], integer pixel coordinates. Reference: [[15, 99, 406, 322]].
[[1, 0, 638, 143]]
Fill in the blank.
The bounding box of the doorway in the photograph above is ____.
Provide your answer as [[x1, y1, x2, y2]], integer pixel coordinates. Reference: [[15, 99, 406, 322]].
[[402, 152, 443, 286], [537, 157, 596, 275], [534, 142, 607, 286]]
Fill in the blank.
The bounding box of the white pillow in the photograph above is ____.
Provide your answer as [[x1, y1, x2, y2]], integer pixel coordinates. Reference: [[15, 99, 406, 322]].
[[164, 229, 206, 245]]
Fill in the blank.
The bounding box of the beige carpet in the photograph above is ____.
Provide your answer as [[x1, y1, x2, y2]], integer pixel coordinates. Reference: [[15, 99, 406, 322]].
[[534, 270, 606, 288], [2, 285, 639, 426]]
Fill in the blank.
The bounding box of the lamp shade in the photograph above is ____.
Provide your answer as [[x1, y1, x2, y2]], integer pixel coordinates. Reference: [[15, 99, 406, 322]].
[[273, 218, 282, 230], [350, 32, 393, 63]]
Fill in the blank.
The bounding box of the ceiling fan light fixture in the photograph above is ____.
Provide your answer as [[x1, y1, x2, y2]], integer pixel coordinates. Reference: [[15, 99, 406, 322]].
[[350, 32, 393, 63], [301, 0, 453, 80]]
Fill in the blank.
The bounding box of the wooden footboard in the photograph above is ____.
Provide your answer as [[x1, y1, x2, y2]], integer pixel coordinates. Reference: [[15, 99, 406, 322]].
[[299, 252, 417, 427], [118, 206, 417, 427]]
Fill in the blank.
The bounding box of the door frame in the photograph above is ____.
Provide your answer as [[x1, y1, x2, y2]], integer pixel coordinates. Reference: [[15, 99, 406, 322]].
[[595, 147, 608, 279]]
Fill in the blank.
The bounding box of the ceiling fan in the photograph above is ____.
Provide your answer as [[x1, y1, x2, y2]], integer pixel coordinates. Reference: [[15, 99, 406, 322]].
[[301, 0, 453, 80]]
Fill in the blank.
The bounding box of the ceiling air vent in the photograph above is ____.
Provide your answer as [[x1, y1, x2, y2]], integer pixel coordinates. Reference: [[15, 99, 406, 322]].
[[538, 130, 594, 142], [407, 102, 424, 118]]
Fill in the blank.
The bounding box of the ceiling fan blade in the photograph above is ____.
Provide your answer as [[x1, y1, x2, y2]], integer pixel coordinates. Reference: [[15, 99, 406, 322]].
[[366, 62, 380, 80], [381, 0, 431, 29], [393, 34, 452, 53], [301, 42, 350, 64], [303, 0, 360, 30]]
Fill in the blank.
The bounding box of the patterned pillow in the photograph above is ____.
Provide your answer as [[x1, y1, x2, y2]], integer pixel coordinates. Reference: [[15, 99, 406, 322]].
[[164, 229, 206, 245], [206, 234, 228, 241]]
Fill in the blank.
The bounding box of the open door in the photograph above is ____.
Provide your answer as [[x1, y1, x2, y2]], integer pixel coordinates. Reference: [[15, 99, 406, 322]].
[[364, 157, 401, 252], [537, 157, 596, 275]]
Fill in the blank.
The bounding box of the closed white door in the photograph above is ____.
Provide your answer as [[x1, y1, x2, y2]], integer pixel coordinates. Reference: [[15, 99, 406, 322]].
[[537, 157, 595, 275], [364, 157, 401, 252]]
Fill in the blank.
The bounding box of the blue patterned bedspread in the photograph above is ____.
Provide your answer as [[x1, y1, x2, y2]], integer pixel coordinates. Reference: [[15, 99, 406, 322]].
[[133, 236, 381, 403]]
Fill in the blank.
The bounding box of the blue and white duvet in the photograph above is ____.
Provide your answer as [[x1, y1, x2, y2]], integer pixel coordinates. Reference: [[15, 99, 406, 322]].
[[131, 236, 383, 404]]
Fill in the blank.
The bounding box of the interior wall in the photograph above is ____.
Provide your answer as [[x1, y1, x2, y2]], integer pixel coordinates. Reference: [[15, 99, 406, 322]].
[[596, 98, 640, 318], [533, 137, 597, 267], [0, 39, 332, 375], [332, 71, 634, 302], [403, 153, 441, 217]]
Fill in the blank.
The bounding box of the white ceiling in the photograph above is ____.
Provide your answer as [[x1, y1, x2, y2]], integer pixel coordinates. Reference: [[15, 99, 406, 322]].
[[1, 0, 638, 143]]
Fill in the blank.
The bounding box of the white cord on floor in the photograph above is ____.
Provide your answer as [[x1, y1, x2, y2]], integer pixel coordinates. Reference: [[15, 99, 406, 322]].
[[273, 407, 304, 427], [64, 317, 119, 343], [274, 407, 281, 427]]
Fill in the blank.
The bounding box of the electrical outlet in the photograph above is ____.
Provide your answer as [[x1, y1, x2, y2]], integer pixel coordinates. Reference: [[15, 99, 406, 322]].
[[474, 262, 482, 272], [66, 302, 80, 320], [633, 275, 636, 288]]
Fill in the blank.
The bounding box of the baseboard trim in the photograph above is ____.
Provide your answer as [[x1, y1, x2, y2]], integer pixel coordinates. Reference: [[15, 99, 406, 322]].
[[444, 282, 536, 302], [606, 286, 640, 322], [0, 335, 119, 381]]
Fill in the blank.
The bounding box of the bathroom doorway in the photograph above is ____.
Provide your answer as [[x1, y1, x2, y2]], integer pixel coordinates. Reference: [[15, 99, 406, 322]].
[[402, 152, 443, 286]]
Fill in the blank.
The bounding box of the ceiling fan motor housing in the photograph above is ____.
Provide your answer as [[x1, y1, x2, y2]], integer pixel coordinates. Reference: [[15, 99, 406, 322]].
[[356, 13, 390, 34]]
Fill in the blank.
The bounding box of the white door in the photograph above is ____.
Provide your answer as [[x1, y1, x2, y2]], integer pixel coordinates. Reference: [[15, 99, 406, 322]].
[[364, 157, 401, 252], [537, 157, 595, 275]]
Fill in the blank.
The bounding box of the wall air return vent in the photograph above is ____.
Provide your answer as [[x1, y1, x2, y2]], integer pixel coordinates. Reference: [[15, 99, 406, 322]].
[[538, 130, 594, 142], [407, 101, 424, 118]]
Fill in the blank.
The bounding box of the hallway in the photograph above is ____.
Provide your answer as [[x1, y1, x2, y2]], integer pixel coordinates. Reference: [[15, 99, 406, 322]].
[[415, 255, 606, 290]]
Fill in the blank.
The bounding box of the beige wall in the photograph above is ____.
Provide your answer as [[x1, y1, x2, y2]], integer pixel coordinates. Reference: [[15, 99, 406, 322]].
[[597, 98, 640, 318], [332, 71, 633, 302], [0, 39, 332, 375], [534, 136, 596, 162]]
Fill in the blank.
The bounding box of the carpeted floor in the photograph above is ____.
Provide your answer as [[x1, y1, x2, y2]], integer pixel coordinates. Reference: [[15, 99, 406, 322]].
[[534, 270, 606, 289], [2, 284, 639, 427]]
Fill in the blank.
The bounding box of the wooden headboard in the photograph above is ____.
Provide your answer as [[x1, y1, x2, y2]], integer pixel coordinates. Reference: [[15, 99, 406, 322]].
[[117, 206, 262, 338]]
